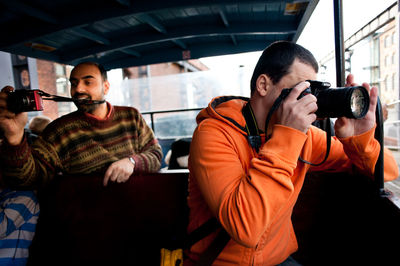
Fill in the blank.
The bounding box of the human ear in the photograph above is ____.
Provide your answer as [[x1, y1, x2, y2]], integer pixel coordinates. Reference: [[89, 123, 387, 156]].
[[103, 80, 110, 95], [255, 74, 271, 97]]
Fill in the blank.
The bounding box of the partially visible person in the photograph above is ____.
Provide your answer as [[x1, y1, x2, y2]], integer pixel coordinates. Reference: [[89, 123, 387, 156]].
[[0, 131, 39, 265], [28, 115, 52, 136], [0, 61, 162, 189], [165, 138, 191, 169], [24, 115, 52, 144], [0, 181, 39, 266]]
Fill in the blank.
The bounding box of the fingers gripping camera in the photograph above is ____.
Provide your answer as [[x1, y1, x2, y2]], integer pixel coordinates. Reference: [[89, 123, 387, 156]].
[[281, 80, 370, 119]]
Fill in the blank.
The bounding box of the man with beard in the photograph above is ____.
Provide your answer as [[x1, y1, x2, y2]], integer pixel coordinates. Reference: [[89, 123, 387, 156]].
[[0, 61, 162, 188]]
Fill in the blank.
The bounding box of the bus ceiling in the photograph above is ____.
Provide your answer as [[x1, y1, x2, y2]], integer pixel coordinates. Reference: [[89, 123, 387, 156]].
[[0, 0, 323, 70]]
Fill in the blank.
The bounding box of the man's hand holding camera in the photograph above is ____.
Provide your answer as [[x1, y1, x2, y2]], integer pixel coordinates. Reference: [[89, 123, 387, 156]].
[[276, 81, 318, 134], [0, 86, 27, 145], [276, 75, 375, 137], [334, 74, 377, 138]]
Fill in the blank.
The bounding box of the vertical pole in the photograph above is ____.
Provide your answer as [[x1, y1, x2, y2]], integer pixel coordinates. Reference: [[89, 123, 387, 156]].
[[150, 113, 155, 132], [333, 0, 385, 195], [396, 3, 400, 196], [374, 100, 386, 195], [333, 0, 345, 87]]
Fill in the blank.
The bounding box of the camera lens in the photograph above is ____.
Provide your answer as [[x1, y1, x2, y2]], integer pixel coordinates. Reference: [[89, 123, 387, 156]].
[[315, 86, 369, 119], [350, 87, 369, 118]]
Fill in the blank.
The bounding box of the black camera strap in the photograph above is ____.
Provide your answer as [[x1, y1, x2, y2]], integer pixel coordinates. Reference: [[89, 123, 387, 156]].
[[182, 217, 230, 266], [298, 118, 332, 166], [264, 89, 291, 138], [242, 102, 261, 152], [37, 90, 106, 105]]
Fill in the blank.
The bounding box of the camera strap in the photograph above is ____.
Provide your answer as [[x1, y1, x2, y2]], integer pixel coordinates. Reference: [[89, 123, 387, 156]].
[[37, 90, 106, 105], [264, 89, 291, 138], [242, 102, 261, 152], [298, 118, 332, 166]]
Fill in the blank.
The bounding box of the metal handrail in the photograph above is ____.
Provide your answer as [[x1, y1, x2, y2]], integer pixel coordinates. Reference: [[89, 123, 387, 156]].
[[384, 120, 400, 124], [141, 107, 203, 132], [387, 100, 400, 107]]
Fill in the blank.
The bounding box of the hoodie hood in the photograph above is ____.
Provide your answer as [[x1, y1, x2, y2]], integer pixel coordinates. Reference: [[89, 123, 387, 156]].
[[196, 95, 250, 135]]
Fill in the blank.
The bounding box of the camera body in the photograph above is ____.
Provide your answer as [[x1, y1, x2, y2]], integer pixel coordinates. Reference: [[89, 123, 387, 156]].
[[7, 89, 44, 113], [281, 80, 370, 119]]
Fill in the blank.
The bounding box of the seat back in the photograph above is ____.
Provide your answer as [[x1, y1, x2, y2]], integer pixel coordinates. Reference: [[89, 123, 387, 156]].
[[29, 171, 189, 265], [292, 171, 400, 265]]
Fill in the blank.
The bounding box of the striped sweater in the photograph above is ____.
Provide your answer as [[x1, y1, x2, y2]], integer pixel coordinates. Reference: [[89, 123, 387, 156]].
[[1, 102, 162, 189], [0, 188, 39, 266]]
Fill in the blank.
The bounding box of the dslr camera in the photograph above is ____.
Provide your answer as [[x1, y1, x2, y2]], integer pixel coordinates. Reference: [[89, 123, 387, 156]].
[[281, 80, 370, 119], [6, 89, 44, 113]]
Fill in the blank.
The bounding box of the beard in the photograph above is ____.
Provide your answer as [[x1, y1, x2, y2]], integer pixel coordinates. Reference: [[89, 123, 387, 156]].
[[72, 92, 103, 113]]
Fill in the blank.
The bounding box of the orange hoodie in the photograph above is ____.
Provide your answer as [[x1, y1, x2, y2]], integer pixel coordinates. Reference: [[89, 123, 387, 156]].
[[187, 96, 398, 265]]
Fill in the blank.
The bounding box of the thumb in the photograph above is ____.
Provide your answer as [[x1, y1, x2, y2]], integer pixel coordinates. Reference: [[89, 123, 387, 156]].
[[365, 83, 377, 115]]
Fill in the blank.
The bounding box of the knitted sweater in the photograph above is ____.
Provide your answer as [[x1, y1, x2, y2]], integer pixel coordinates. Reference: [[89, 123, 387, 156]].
[[0, 103, 162, 189]]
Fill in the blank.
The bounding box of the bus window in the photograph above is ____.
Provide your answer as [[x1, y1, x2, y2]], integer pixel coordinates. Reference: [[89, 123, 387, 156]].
[[114, 67, 254, 138]]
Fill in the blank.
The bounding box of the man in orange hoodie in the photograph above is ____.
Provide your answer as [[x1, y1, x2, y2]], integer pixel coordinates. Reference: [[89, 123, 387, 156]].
[[187, 41, 399, 265]]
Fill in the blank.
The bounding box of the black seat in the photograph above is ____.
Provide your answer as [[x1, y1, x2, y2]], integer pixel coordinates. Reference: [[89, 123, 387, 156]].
[[28, 171, 189, 265]]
